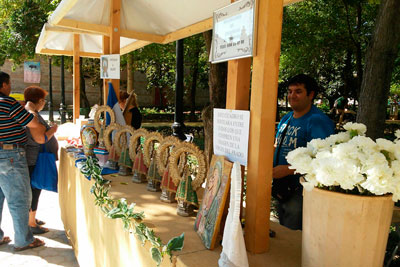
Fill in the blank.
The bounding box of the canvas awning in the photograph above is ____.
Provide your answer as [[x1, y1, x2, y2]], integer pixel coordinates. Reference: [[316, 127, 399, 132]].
[[35, 23, 139, 57], [36, 0, 303, 55]]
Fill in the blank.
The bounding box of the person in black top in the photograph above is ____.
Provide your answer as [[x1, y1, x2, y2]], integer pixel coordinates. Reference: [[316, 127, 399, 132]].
[[121, 91, 142, 130]]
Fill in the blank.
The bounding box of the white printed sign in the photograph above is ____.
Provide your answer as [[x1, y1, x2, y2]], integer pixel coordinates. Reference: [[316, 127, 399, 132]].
[[211, 0, 255, 63], [100, 54, 120, 79], [213, 108, 250, 166]]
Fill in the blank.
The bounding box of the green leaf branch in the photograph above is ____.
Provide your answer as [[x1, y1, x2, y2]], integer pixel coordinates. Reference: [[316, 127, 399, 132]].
[[79, 156, 184, 266]]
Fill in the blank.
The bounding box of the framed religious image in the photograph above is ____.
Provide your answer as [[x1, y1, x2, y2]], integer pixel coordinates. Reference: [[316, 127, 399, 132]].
[[194, 155, 233, 250], [211, 0, 256, 63]]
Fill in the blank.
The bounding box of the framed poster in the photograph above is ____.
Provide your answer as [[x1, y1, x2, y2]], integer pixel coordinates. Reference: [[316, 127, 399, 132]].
[[194, 155, 233, 250], [100, 54, 120, 79], [211, 0, 256, 63], [24, 62, 41, 83]]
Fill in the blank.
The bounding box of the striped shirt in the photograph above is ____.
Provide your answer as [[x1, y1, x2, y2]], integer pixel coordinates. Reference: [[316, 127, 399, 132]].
[[0, 94, 34, 144]]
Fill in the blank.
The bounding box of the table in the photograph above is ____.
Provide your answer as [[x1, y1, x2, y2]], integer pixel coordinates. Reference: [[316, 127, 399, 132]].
[[58, 147, 301, 266]]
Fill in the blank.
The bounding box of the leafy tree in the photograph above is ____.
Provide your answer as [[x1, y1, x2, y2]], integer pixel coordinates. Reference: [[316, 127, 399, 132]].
[[183, 34, 209, 120], [130, 42, 176, 108], [202, 30, 227, 163], [357, 0, 400, 139], [280, 0, 379, 105], [0, 0, 60, 66], [128, 34, 209, 111]]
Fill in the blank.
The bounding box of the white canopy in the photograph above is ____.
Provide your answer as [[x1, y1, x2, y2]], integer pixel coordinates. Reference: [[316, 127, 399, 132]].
[[36, 0, 302, 57], [35, 23, 140, 57]]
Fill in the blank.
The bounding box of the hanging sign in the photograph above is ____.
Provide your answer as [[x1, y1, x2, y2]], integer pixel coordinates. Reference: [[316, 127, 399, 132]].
[[24, 62, 41, 83], [100, 54, 120, 79], [211, 0, 256, 63], [213, 108, 250, 166]]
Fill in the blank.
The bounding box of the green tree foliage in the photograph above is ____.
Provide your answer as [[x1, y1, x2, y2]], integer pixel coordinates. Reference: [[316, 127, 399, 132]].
[[0, 0, 60, 66], [129, 34, 209, 107], [130, 42, 176, 106], [280, 0, 379, 103]]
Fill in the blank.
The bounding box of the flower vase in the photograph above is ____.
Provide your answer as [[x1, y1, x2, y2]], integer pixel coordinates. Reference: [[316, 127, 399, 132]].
[[302, 187, 393, 267]]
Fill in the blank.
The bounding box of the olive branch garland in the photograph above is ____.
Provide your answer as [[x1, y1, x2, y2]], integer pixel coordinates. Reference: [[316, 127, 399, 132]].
[[80, 156, 185, 266]]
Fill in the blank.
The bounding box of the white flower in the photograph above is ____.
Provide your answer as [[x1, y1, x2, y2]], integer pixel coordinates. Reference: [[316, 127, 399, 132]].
[[301, 181, 316, 191], [325, 131, 351, 146], [376, 138, 396, 155], [287, 147, 313, 174], [307, 138, 330, 155], [395, 129, 400, 140], [343, 122, 367, 136], [287, 122, 398, 199]]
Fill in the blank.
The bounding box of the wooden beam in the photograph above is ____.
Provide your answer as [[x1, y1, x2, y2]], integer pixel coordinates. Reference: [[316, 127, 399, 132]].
[[103, 36, 110, 105], [79, 52, 101, 58], [120, 41, 152, 55], [46, 25, 103, 36], [283, 0, 303, 5], [110, 0, 121, 100], [226, 58, 252, 110], [120, 29, 164, 43], [162, 18, 213, 44], [39, 49, 100, 58], [39, 49, 73, 56], [226, 57, 252, 233], [57, 18, 110, 36], [245, 0, 284, 253], [73, 34, 80, 123]]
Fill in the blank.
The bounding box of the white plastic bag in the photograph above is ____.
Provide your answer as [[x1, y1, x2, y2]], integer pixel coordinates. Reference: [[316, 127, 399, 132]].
[[218, 162, 249, 267]]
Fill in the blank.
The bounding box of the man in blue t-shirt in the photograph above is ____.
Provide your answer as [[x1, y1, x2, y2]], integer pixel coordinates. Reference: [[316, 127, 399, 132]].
[[273, 74, 334, 230]]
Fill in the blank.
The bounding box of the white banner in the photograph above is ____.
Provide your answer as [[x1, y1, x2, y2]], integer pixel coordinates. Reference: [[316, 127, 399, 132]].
[[100, 54, 120, 79], [213, 108, 250, 166]]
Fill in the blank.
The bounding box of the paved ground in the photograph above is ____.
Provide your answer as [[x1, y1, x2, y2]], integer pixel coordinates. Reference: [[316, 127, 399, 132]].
[[0, 185, 79, 266]]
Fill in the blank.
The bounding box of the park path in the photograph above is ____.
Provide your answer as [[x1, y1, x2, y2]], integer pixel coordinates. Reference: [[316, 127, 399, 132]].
[[0, 164, 79, 267]]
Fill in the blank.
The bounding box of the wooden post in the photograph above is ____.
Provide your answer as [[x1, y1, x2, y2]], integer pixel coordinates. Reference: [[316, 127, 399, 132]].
[[73, 34, 80, 123], [226, 58, 252, 110], [103, 35, 110, 105], [244, 0, 283, 253], [226, 57, 252, 228], [127, 53, 134, 94], [110, 0, 121, 101]]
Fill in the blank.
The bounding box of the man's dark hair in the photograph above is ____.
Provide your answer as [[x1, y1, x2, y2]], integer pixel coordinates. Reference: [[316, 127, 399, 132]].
[[288, 74, 319, 98], [0, 71, 10, 88]]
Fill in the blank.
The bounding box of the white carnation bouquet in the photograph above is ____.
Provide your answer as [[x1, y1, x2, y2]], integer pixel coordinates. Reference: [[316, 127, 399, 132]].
[[286, 122, 400, 201]]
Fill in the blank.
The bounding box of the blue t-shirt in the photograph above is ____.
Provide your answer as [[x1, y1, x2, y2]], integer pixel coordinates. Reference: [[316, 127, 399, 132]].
[[274, 105, 334, 166]]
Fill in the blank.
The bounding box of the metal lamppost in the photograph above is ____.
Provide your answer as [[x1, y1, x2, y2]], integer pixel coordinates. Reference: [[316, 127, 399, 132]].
[[171, 39, 186, 140], [60, 55, 67, 123], [48, 57, 54, 122]]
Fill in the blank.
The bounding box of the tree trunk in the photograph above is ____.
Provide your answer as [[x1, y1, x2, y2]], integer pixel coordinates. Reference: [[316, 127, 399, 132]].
[[342, 49, 353, 97], [157, 64, 164, 109], [202, 30, 227, 164], [190, 48, 200, 121], [356, 0, 400, 139], [127, 53, 134, 94], [98, 82, 103, 105], [79, 60, 90, 108], [355, 3, 363, 98]]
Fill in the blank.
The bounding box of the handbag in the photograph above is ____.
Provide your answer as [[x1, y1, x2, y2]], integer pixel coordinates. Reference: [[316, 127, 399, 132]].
[[31, 139, 58, 193]]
